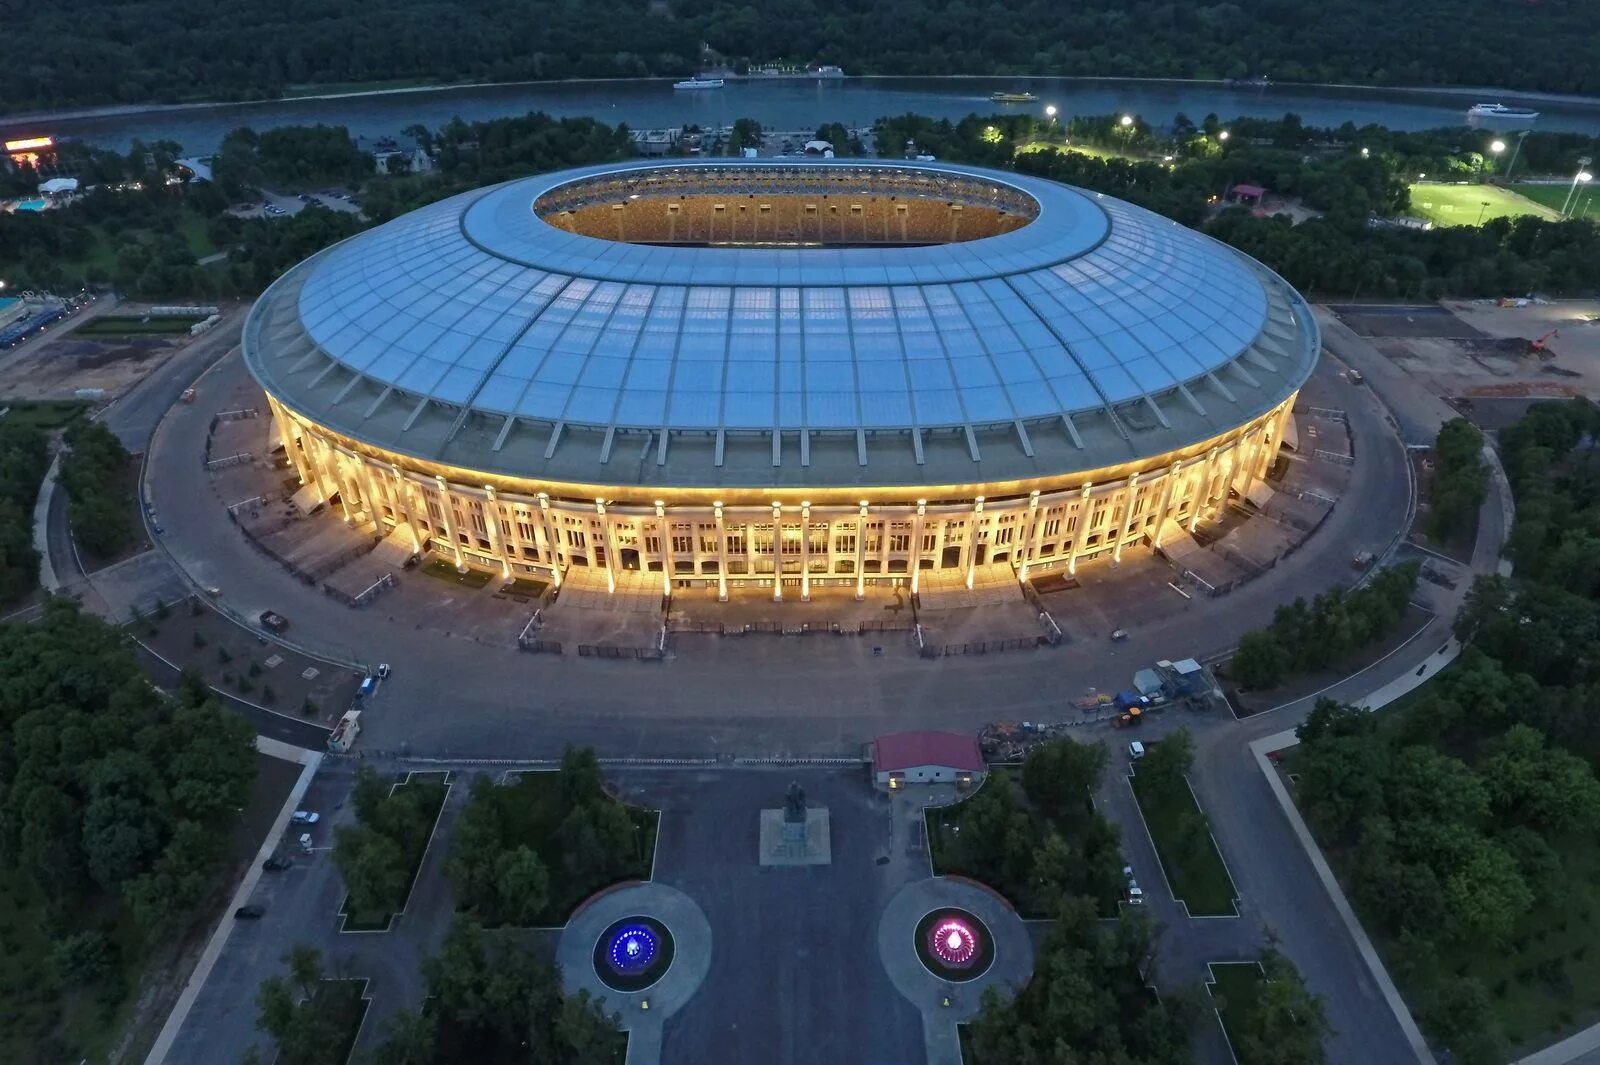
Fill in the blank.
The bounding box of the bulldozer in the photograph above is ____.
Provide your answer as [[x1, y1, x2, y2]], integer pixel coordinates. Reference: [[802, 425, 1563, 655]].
[[1529, 329, 1560, 358]]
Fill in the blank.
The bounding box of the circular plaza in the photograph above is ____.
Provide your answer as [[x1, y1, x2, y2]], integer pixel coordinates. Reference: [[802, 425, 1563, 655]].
[[241, 158, 1318, 602]]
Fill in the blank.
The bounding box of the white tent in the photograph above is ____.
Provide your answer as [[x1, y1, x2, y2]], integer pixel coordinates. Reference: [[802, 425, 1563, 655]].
[[38, 177, 78, 195]]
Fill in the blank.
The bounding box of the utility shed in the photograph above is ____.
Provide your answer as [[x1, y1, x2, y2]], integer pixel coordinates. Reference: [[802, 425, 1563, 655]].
[[872, 731, 985, 788]]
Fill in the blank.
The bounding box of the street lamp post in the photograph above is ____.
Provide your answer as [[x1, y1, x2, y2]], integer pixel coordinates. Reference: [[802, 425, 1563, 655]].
[[1118, 114, 1134, 152], [1561, 158, 1594, 216], [1044, 104, 1058, 143], [1503, 129, 1531, 183], [1477, 200, 1491, 225], [1483, 139, 1505, 183]]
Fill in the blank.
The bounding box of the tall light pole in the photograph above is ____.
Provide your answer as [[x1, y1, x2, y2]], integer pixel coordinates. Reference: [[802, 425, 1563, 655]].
[[1119, 114, 1134, 152], [1503, 128, 1530, 183], [1562, 158, 1594, 215], [1483, 139, 1505, 183], [1045, 104, 1058, 142]]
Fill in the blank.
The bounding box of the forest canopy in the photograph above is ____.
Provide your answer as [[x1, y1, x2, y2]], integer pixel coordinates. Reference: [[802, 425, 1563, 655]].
[[2, 0, 1598, 113]]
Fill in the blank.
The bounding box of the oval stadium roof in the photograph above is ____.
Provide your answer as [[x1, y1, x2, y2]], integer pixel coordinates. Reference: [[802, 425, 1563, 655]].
[[244, 159, 1318, 492]]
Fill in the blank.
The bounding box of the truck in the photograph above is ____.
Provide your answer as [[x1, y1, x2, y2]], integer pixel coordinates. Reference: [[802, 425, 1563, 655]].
[[328, 710, 362, 753]]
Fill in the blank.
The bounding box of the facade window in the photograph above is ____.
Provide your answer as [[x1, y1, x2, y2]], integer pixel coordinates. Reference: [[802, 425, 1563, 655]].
[[753, 524, 774, 554], [672, 534, 695, 554], [471, 512, 488, 535], [565, 529, 587, 548], [889, 532, 909, 552], [645, 535, 661, 554], [1043, 517, 1061, 538], [835, 533, 857, 554], [921, 531, 938, 552], [726, 526, 747, 554], [517, 520, 537, 542]]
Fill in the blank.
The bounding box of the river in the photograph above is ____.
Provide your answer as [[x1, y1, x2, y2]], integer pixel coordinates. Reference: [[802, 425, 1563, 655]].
[[4, 76, 1600, 155]]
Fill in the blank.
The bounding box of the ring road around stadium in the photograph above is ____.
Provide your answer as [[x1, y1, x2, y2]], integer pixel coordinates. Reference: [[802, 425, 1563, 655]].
[[244, 159, 1317, 600]]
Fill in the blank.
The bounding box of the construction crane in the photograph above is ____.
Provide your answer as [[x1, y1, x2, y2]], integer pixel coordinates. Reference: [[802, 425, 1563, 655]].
[[1530, 329, 1560, 358]]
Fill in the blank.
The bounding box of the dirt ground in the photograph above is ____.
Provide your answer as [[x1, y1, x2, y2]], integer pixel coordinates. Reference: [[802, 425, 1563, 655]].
[[1333, 300, 1600, 403], [0, 301, 245, 401]]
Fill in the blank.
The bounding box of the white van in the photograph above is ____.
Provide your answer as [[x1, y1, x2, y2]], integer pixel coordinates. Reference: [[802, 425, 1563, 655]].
[[1128, 741, 1146, 760]]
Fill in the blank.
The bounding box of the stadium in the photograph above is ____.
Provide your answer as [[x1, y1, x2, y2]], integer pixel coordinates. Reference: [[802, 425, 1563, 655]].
[[243, 158, 1318, 600]]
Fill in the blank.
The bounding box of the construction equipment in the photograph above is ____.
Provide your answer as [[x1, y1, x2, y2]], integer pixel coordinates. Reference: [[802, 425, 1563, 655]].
[[1530, 329, 1559, 358]]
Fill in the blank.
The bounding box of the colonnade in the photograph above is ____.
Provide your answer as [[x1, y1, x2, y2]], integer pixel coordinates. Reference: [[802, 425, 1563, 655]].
[[267, 395, 1294, 601]]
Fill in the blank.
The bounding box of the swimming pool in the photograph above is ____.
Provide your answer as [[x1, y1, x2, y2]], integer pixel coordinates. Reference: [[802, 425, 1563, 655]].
[[15, 198, 46, 211]]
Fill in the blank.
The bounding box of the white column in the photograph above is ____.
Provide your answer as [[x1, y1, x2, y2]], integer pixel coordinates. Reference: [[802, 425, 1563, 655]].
[[657, 501, 672, 598], [855, 501, 867, 601], [800, 501, 812, 602], [965, 497, 985, 590], [1151, 461, 1182, 548], [483, 486, 509, 580], [714, 501, 729, 601], [1191, 448, 1220, 533], [1066, 483, 1092, 575], [391, 465, 422, 551], [1018, 490, 1040, 584], [596, 499, 617, 593], [771, 502, 784, 602], [434, 475, 465, 569], [1113, 473, 1139, 564], [910, 500, 927, 593], [537, 492, 563, 587]]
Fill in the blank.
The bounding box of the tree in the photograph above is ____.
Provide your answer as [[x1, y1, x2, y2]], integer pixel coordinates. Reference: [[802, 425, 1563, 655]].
[[491, 845, 550, 926], [555, 989, 622, 1064], [1234, 948, 1331, 1064], [1478, 724, 1600, 832], [363, 1009, 437, 1065], [558, 745, 605, 811], [1231, 629, 1289, 689], [334, 826, 407, 918], [1138, 726, 1194, 798], [1442, 839, 1532, 945], [1421, 975, 1503, 1065], [50, 930, 116, 988], [287, 943, 323, 999], [1020, 737, 1105, 822]]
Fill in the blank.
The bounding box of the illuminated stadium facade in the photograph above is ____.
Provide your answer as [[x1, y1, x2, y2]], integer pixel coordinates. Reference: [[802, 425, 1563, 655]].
[[244, 159, 1318, 598]]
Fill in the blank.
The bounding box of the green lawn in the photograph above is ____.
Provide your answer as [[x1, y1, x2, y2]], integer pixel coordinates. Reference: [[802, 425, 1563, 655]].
[[340, 772, 450, 930], [423, 557, 495, 588], [1016, 139, 1134, 162], [281, 980, 369, 1065], [74, 315, 201, 336], [1209, 962, 1266, 1061], [1512, 182, 1600, 222], [1129, 772, 1239, 916], [1408, 182, 1562, 227], [0, 398, 90, 429]]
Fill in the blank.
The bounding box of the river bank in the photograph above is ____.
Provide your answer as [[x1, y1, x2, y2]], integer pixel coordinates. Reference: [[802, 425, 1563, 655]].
[[6, 72, 1599, 128]]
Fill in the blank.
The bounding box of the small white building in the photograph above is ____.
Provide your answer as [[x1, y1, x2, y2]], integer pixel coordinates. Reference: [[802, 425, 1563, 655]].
[[38, 177, 78, 195], [872, 731, 986, 789]]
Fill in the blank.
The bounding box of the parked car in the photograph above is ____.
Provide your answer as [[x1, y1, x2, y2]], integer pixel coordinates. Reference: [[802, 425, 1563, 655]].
[[377, 663, 391, 679], [259, 610, 289, 632], [1128, 741, 1146, 760], [263, 856, 293, 872], [291, 810, 319, 824], [235, 905, 265, 919], [1123, 865, 1144, 905]]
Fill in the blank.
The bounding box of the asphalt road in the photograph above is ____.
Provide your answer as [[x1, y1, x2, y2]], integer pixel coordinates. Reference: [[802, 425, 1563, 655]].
[[139, 343, 1412, 762]]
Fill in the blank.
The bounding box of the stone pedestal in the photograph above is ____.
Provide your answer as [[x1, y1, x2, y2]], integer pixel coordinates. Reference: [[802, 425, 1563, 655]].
[[758, 808, 832, 866]]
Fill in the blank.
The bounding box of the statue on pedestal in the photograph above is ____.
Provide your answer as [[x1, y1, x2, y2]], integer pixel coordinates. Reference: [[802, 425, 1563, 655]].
[[784, 781, 807, 824]]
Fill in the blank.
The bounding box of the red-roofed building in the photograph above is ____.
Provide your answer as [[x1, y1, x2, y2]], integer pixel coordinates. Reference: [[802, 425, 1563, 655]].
[[872, 731, 986, 788], [1228, 183, 1266, 204]]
